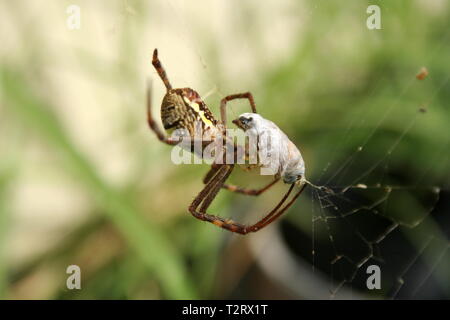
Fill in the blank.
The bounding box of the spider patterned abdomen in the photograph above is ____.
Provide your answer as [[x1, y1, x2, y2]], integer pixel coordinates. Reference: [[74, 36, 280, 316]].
[[161, 87, 221, 139]]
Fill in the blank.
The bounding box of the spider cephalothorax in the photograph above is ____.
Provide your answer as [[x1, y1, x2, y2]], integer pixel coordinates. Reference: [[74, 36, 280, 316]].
[[147, 48, 307, 234]]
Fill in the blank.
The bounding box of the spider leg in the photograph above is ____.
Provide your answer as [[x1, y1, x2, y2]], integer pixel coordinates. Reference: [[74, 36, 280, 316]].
[[192, 164, 307, 234], [189, 164, 237, 228], [220, 92, 257, 125], [203, 164, 280, 196], [202, 163, 222, 184], [222, 178, 280, 196], [152, 49, 172, 91], [199, 165, 235, 212], [243, 183, 307, 233]]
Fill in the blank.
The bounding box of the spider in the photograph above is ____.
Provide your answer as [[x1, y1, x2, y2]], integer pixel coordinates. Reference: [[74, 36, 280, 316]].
[[147, 48, 307, 234]]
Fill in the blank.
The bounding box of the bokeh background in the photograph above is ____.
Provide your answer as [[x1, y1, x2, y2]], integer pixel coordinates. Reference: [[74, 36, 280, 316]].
[[0, 0, 449, 299]]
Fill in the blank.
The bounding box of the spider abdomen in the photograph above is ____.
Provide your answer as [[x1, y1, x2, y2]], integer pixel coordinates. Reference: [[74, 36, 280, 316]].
[[161, 88, 219, 139]]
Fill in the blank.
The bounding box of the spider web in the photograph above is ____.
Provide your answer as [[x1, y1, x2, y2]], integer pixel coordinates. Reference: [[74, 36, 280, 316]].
[[294, 70, 450, 299]]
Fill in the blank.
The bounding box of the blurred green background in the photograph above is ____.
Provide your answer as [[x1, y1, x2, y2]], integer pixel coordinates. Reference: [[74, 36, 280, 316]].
[[0, 0, 449, 299]]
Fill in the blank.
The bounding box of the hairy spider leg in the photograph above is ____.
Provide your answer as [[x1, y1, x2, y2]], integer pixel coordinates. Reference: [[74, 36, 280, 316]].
[[203, 164, 280, 196], [152, 49, 172, 91], [220, 92, 257, 125], [190, 163, 307, 234]]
